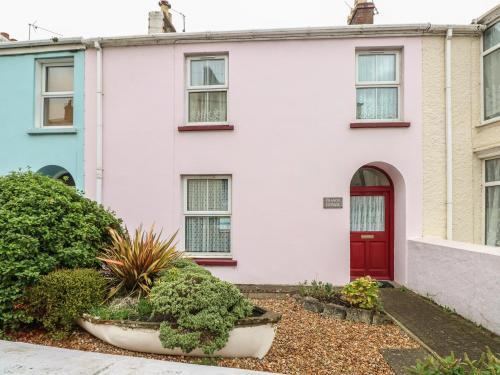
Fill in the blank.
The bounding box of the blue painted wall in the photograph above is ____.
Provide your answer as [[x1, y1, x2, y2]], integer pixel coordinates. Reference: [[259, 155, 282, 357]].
[[0, 50, 84, 189]]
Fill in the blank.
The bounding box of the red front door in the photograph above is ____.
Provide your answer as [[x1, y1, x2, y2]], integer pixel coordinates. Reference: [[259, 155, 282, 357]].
[[350, 185, 393, 280]]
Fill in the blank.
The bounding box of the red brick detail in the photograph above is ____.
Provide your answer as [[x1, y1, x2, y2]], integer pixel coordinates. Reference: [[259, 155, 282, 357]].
[[348, 2, 376, 25]]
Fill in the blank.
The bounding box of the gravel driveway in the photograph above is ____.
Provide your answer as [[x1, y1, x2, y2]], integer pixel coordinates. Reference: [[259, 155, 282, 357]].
[[9, 297, 419, 374]]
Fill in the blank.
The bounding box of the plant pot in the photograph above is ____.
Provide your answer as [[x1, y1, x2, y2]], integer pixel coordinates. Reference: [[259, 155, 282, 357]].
[[78, 307, 281, 359]]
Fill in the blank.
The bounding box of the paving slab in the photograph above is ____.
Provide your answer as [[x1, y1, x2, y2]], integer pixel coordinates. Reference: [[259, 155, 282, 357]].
[[381, 288, 500, 360], [380, 348, 429, 375], [0, 340, 274, 375]]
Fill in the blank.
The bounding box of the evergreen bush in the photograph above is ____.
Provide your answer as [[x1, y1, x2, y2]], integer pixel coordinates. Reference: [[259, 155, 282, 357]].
[[0, 171, 121, 330], [26, 269, 107, 337], [150, 269, 253, 354]]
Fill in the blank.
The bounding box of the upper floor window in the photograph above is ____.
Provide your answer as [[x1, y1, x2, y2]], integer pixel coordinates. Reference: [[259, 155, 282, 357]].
[[186, 56, 228, 124], [485, 158, 500, 246], [37, 59, 74, 127], [183, 176, 231, 255], [483, 23, 500, 122], [356, 51, 400, 121]]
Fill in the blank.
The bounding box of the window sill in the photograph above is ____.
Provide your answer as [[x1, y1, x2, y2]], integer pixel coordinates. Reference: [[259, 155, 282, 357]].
[[193, 258, 237, 266], [350, 122, 410, 128], [27, 128, 78, 135], [178, 125, 234, 132], [478, 117, 500, 127]]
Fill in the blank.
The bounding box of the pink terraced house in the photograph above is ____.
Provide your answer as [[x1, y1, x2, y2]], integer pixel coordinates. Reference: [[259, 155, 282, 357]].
[[83, 1, 449, 286], [83, 1, 427, 286]]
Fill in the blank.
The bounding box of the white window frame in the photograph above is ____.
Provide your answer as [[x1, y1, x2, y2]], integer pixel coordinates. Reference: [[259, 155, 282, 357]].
[[480, 23, 500, 126], [355, 50, 402, 122], [185, 55, 229, 125], [35, 58, 75, 128], [182, 175, 232, 258], [483, 157, 500, 246]]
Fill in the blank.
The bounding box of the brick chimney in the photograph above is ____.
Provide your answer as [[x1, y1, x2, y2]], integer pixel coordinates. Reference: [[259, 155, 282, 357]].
[[347, 0, 377, 25], [148, 1, 176, 34]]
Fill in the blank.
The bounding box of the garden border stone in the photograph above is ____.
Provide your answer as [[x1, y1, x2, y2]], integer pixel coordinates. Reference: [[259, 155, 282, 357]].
[[293, 294, 392, 325]]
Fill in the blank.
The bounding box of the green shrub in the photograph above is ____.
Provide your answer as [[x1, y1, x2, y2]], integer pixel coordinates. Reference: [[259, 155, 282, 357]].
[[170, 258, 210, 273], [0, 171, 121, 330], [299, 280, 336, 300], [159, 258, 211, 282], [88, 297, 153, 321], [26, 269, 107, 336], [136, 297, 154, 318], [98, 225, 181, 297], [407, 348, 500, 375], [341, 276, 381, 310], [150, 270, 253, 355]]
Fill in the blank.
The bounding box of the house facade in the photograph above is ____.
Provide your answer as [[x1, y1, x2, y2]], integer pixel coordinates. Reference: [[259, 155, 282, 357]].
[[422, 5, 500, 247], [0, 3, 498, 292], [0, 40, 85, 189], [81, 27, 432, 286], [423, 6, 500, 246], [407, 5, 500, 335]]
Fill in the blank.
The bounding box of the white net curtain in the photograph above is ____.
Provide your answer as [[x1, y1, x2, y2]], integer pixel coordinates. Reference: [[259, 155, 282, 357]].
[[350, 196, 385, 232], [350, 168, 389, 232], [485, 159, 500, 247], [356, 54, 398, 120], [185, 178, 230, 253], [188, 59, 227, 123], [484, 23, 500, 121]]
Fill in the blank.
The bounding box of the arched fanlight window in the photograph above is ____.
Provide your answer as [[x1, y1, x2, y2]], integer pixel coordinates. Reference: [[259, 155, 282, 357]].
[[37, 165, 76, 187], [351, 167, 390, 187]]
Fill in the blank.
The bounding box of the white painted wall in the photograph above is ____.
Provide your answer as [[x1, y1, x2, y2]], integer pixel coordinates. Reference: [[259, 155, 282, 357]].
[[407, 238, 500, 335]]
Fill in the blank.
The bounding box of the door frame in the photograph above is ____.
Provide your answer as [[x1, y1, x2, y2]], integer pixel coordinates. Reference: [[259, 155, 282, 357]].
[[350, 166, 394, 281]]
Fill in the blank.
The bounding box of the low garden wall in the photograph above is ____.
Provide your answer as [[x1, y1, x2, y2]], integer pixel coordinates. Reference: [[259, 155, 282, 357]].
[[293, 295, 392, 325], [407, 238, 500, 335]]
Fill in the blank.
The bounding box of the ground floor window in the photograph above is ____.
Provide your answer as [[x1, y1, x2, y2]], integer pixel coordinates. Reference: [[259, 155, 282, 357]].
[[485, 158, 500, 246], [183, 176, 231, 254]]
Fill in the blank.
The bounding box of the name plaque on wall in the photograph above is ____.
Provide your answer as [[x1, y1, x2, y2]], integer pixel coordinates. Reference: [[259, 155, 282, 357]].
[[323, 197, 343, 209]]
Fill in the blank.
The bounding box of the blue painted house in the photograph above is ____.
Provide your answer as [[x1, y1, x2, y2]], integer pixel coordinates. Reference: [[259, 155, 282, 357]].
[[0, 39, 85, 189]]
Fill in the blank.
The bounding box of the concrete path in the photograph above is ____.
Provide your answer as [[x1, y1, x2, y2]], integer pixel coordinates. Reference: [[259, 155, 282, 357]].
[[0, 340, 273, 375], [381, 288, 500, 360], [380, 348, 430, 375]]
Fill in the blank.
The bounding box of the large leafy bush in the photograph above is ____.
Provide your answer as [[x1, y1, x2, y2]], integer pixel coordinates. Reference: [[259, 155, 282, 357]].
[[150, 266, 253, 355], [98, 225, 181, 297], [0, 171, 121, 330], [341, 276, 381, 310], [26, 269, 107, 336]]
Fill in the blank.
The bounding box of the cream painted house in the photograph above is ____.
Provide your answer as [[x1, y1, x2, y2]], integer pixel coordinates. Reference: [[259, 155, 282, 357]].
[[408, 5, 500, 335], [422, 4, 500, 247]]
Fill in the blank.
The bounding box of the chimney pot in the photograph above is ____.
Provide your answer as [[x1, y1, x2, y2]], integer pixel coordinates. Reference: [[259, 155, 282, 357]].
[[348, 0, 377, 25]]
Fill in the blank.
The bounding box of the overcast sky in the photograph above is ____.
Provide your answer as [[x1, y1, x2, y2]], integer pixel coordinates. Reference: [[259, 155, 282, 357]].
[[1, 0, 498, 41]]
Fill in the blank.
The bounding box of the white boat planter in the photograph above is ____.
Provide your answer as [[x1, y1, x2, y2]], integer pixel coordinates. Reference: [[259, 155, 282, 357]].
[[78, 307, 281, 359]]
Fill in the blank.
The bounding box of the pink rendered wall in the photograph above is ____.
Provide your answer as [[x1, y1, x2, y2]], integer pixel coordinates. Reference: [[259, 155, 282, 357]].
[[85, 36, 423, 285]]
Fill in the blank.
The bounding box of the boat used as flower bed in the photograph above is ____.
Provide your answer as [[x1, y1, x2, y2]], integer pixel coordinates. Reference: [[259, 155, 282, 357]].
[[78, 307, 281, 359]]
